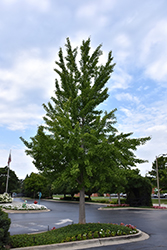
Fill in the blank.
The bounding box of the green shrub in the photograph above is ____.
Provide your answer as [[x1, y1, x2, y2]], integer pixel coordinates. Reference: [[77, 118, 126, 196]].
[[65, 236, 70, 242], [87, 231, 93, 239], [77, 234, 82, 240], [117, 230, 122, 236], [93, 231, 99, 238], [99, 229, 105, 237], [111, 231, 116, 236], [10, 223, 137, 248], [106, 229, 111, 237], [82, 233, 87, 240], [71, 236, 76, 241], [0, 207, 11, 249], [126, 175, 152, 207]]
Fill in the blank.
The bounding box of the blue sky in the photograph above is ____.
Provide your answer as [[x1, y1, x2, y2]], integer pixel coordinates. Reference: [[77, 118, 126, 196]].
[[0, 0, 167, 179]]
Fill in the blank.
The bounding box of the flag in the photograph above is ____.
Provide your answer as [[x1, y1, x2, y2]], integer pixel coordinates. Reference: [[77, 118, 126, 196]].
[[7, 151, 11, 166]]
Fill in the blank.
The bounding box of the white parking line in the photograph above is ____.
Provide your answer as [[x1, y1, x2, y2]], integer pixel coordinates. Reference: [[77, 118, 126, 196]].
[[55, 219, 73, 225]]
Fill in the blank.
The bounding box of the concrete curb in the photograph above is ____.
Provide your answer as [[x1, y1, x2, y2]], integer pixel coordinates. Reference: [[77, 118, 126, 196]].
[[98, 204, 167, 210], [2, 208, 50, 213], [98, 207, 160, 210], [12, 229, 149, 250]]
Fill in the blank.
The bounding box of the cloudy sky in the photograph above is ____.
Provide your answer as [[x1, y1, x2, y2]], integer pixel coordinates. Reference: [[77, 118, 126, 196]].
[[0, 0, 167, 179]]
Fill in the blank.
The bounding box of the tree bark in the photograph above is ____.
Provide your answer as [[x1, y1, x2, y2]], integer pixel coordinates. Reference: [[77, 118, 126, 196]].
[[118, 193, 121, 205], [79, 187, 86, 224]]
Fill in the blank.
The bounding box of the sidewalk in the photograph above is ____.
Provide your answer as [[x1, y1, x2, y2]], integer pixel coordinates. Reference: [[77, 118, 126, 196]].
[[153, 203, 167, 208]]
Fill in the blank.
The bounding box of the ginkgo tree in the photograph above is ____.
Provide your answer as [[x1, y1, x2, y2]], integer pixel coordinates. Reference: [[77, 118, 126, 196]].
[[20, 38, 150, 223]]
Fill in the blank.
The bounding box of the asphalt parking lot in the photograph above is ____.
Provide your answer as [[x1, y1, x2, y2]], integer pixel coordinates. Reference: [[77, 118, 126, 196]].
[[8, 198, 167, 249]]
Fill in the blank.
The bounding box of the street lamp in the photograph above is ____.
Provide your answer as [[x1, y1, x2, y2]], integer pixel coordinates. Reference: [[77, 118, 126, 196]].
[[156, 154, 167, 207]]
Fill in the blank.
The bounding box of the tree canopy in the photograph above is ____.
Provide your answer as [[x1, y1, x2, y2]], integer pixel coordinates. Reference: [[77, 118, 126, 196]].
[[20, 38, 150, 223], [23, 172, 51, 198], [148, 154, 167, 191], [0, 167, 20, 194]]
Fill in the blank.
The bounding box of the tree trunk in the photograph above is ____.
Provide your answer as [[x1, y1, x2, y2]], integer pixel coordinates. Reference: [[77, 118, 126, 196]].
[[79, 187, 86, 224], [118, 193, 121, 205]]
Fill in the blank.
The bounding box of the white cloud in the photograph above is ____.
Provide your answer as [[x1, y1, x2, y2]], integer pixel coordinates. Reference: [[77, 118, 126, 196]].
[[119, 108, 132, 118], [112, 33, 131, 62], [115, 93, 139, 104], [75, 0, 116, 34], [117, 99, 167, 175], [25, 0, 50, 12], [1, 0, 50, 12], [0, 104, 43, 131], [0, 148, 38, 179], [1, 0, 18, 5], [76, 0, 116, 19], [0, 48, 56, 130], [119, 99, 167, 134], [136, 126, 167, 176], [109, 67, 132, 91], [0, 49, 55, 100], [76, 3, 97, 19], [145, 59, 167, 83], [140, 19, 167, 83]]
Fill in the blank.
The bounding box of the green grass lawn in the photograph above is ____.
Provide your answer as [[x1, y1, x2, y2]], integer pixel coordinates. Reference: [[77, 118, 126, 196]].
[[53, 195, 121, 202], [9, 223, 137, 248], [152, 198, 167, 204], [52, 195, 167, 205]]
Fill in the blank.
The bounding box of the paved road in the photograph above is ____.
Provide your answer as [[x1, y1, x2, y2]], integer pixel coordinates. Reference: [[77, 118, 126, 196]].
[[8, 198, 167, 249]]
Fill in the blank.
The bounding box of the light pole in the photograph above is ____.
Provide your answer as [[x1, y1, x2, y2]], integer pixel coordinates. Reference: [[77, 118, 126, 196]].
[[156, 153, 167, 207], [156, 156, 160, 207]]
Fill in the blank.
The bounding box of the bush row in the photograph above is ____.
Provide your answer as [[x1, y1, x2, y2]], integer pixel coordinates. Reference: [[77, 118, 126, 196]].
[[10, 223, 137, 248]]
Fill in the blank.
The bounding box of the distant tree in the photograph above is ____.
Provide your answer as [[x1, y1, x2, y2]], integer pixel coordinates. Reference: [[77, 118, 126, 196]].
[[20, 38, 150, 223], [51, 175, 79, 199], [148, 155, 167, 191], [0, 167, 20, 194], [23, 172, 50, 198]]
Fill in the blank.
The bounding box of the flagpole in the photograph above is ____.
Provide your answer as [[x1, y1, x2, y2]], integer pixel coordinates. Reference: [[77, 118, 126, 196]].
[[5, 150, 11, 193]]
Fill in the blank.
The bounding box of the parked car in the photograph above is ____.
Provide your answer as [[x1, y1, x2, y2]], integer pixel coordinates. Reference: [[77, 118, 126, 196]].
[[110, 194, 118, 197], [152, 194, 158, 198], [152, 193, 166, 198]]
